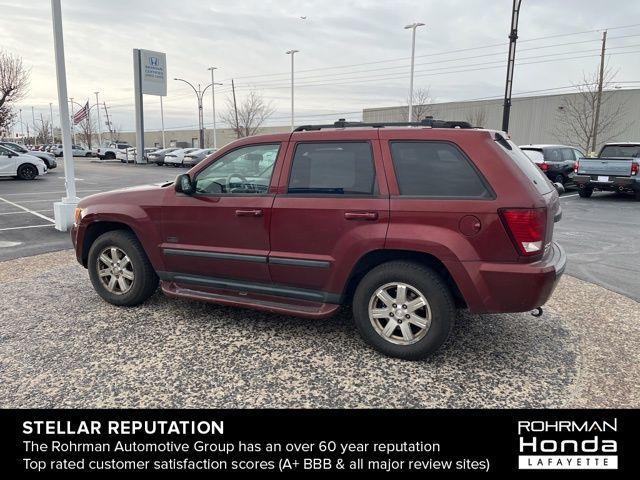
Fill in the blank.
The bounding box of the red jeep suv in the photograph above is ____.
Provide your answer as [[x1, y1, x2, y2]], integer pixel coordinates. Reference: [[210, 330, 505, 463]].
[[71, 119, 565, 359]]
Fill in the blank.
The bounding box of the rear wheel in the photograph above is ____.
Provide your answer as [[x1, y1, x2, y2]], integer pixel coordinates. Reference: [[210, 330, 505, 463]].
[[88, 230, 158, 306], [578, 187, 593, 198], [104, 151, 116, 160], [352, 261, 455, 360], [17, 164, 38, 180], [634, 190, 640, 201], [554, 174, 565, 185]]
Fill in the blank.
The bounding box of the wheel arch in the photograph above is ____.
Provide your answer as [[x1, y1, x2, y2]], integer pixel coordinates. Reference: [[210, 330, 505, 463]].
[[81, 221, 137, 267], [341, 249, 467, 308]]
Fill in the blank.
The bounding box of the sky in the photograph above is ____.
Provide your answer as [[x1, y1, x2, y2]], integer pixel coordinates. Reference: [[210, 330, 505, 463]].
[[2, 0, 640, 133]]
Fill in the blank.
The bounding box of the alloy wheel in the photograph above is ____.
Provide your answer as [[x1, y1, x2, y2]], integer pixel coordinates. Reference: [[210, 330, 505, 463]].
[[96, 246, 134, 295], [368, 282, 432, 345]]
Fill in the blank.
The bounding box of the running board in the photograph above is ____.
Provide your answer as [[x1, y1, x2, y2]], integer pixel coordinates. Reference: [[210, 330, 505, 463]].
[[160, 283, 340, 319]]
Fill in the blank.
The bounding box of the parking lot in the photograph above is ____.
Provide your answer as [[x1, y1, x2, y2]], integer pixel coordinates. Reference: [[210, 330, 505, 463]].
[[0, 160, 638, 408]]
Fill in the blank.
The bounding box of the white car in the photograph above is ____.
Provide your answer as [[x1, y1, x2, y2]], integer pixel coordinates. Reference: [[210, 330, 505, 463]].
[[0, 145, 47, 180], [51, 144, 93, 157], [163, 148, 201, 166], [117, 147, 158, 163]]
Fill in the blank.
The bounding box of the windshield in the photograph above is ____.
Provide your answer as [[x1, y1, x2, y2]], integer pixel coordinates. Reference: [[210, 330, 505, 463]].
[[599, 144, 640, 158]]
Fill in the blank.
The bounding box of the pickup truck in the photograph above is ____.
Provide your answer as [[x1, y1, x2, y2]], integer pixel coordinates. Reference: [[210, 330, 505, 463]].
[[95, 142, 131, 160], [574, 142, 640, 200]]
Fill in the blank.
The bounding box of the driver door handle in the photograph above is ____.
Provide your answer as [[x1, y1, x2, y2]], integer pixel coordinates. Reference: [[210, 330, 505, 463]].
[[235, 209, 263, 217], [344, 211, 378, 221]]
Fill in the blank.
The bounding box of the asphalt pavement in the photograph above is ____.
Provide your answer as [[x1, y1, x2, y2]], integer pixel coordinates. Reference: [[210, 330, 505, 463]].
[[0, 251, 637, 408]]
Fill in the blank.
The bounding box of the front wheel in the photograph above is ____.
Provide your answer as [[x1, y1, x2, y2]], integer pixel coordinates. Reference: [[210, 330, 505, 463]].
[[17, 164, 38, 180], [87, 230, 158, 306], [352, 261, 455, 360]]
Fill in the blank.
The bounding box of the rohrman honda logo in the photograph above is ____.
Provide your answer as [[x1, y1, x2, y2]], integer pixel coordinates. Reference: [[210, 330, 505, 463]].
[[517, 418, 618, 470], [148, 56, 159, 67]]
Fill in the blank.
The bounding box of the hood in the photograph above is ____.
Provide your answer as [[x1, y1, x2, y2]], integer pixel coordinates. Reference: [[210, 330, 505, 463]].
[[78, 182, 172, 208]]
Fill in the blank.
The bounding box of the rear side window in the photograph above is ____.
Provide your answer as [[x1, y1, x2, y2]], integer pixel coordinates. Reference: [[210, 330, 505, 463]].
[[390, 141, 492, 198], [521, 149, 544, 163], [496, 136, 551, 194], [288, 142, 376, 195]]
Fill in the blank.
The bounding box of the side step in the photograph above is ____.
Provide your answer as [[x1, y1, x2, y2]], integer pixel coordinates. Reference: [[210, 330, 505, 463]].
[[160, 283, 340, 319]]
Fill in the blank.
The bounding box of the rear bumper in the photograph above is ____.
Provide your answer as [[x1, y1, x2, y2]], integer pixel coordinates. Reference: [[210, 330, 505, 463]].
[[453, 241, 566, 314], [574, 174, 639, 191]]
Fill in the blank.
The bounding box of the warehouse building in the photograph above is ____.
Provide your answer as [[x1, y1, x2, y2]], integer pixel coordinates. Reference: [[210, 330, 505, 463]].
[[363, 88, 640, 153]]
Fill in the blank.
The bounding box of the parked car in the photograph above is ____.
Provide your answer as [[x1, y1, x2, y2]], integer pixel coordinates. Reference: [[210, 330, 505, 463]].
[[573, 142, 640, 199], [183, 148, 217, 167], [95, 142, 131, 160], [163, 148, 201, 167], [71, 118, 565, 360], [117, 147, 158, 163], [148, 147, 179, 166], [50, 144, 92, 157], [519, 144, 583, 186], [0, 141, 57, 169], [0, 145, 47, 180]]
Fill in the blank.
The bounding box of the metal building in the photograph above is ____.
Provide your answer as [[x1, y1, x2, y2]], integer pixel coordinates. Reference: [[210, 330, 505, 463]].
[[363, 88, 640, 153]]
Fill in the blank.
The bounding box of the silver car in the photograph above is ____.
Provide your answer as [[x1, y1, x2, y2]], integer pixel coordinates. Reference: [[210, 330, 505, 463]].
[[183, 148, 217, 167], [148, 147, 179, 166]]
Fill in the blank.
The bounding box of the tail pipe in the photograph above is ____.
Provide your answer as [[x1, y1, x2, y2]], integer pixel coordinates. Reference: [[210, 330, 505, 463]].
[[531, 307, 543, 317]]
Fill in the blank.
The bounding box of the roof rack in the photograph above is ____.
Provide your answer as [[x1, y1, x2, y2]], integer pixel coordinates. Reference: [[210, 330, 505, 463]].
[[294, 116, 473, 132]]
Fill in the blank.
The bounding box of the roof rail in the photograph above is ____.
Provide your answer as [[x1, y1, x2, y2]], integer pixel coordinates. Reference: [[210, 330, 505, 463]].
[[294, 116, 473, 132]]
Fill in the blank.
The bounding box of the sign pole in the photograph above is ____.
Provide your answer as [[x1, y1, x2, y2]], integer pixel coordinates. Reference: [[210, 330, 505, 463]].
[[133, 49, 145, 164], [51, 0, 79, 231], [160, 96, 165, 148]]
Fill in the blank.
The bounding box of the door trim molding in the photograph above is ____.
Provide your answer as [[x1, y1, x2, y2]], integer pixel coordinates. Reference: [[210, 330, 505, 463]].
[[163, 248, 331, 268]]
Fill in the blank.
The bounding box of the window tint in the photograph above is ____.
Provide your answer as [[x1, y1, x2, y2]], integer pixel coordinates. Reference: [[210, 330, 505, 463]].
[[195, 143, 279, 195], [390, 141, 491, 198], [288, 142, 376, 195], [560, 148, 575, 161], [521, 149, 544, 163], [496, 137, 552, 195]]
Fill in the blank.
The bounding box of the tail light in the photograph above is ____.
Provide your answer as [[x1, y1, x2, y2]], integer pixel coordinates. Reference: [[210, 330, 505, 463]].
[[632, 162, 639, 176], [539, 162, 549, 172], [573, 161, 579, 173], [499, 208, 547, 256]]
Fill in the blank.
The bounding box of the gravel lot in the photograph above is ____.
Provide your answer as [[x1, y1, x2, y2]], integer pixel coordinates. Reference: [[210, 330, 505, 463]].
[[0, 251, 638, 408]]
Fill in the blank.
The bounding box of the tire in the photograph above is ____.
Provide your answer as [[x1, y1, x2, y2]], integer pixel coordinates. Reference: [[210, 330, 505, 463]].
[[634, 190, 640, 201], [578, 187, 593, 198], [17, 163, 38, 180], [85, 152, 92, 157], [352, 261, 455, 360], [105, 151, 116, 160], [87, 230, 158, 306], [554, 174, 565, 185]]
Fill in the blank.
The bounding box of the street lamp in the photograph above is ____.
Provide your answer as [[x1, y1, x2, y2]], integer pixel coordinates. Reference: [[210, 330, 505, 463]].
[[207, 67, 223, 149], [94, 91, 102, 147], [286, 50, 299, 131], [49, 102, 55, 142], [404, 22, 425, 122], [174, 78, 212, 149]]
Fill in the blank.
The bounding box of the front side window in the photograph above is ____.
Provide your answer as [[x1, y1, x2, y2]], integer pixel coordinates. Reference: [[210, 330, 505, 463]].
[[288, 142, 376, 195], [195, 143, 280, 195], [390, 141, 491, 198]]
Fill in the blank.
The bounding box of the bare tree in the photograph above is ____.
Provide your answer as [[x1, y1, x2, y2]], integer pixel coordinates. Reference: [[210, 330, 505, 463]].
[[0, 50, 30, 110], [77, 116, 97, 149], [34, 118, 53, 144], [220, 90, 275, 137], [465, 108, 487, 127], [554, 68, 630, 153], [0, 104, 16, 137], [407, 87, 433, 121]]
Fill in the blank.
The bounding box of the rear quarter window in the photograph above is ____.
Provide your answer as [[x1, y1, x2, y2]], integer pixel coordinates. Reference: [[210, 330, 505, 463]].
[[496, 136, 551, 195], [389, 141, 492, 198]]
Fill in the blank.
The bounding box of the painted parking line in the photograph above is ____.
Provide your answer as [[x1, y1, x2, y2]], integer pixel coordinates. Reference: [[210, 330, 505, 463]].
[[0, 224, 54, 232], [0, 196, 55, 223], [0, 189, 101, 196], [561, 193, 579, 199], [0, 209, 53, 216]]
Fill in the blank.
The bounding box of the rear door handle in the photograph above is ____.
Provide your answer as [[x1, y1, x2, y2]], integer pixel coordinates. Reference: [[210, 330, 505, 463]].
[[344, 211, 378, 221], [235, 209, 263, 217]]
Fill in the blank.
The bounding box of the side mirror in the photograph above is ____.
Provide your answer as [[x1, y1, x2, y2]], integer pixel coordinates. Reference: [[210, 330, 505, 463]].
[[553, 182, 565, 195], [175, 173, 195, 195]]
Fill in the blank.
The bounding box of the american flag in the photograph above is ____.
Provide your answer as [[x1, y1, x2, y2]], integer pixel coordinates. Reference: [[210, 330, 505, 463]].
[[73, 101, 89, 124]]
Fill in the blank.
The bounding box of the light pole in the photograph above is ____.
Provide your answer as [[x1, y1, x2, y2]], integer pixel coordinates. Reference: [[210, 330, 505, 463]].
[[69, 97, 76, 143], [31, 106, 37, 140], [174, 78, 212, 149], [404, 22, 425, 122], [19, 109, 24, 140], [160, 96, 165, 148], [207, 66, 223, 149], [286, 50, 299, 131], [502, 0, 523, 132], [94, 91, 102, 147]]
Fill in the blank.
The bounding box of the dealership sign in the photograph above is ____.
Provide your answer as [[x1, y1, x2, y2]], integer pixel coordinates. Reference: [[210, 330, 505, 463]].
[[139, 49, 167, 96]]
